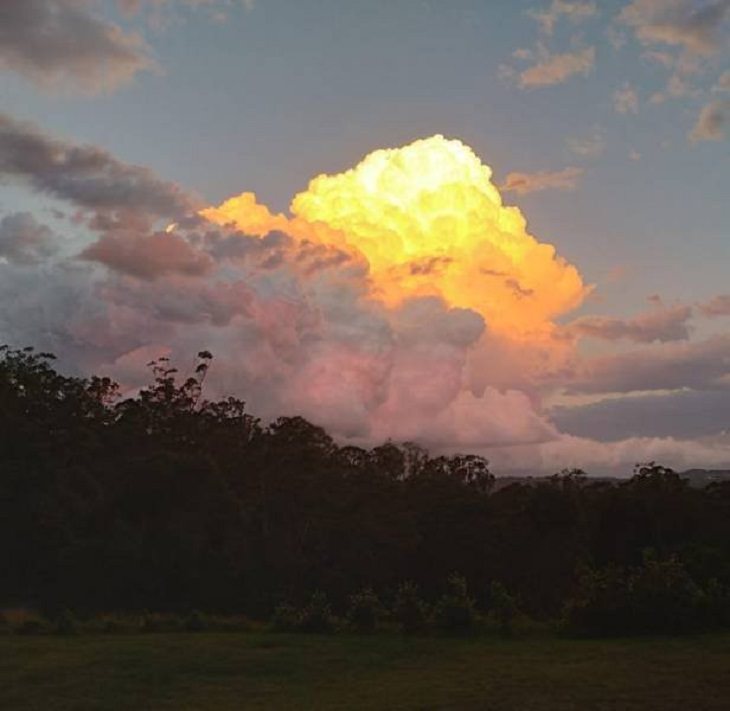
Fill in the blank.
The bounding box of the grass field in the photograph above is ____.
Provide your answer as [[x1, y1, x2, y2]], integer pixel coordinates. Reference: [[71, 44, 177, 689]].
[[2, 632, 729, 710]]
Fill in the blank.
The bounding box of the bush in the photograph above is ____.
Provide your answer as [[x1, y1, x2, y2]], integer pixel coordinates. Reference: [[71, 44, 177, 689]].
[[298, 591, 334, 633], [698, 578, 730, 628], [630, 553, 705, 633], [54, 609, 79, 636], [563, 565, 632, 636], [140, 612, 182, 633], [271, 603, 301, 632], [92, 614, 138, 634], [565, 553, 709, 636], [207, 614, 253, 633], [488, 581, 520, 637], [392, 582, 429, 634], [347, 588, 382, 633], [16, 615, 50, 635], [434, 574, 476, 634], [184, 610, 209, 632]]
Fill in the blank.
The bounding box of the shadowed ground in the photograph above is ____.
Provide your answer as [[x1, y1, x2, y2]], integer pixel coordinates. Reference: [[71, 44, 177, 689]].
[[2, 632, 729, 710]]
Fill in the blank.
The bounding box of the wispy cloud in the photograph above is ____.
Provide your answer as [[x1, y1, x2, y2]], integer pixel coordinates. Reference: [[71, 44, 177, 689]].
[[613, 83, 640, 113], [501, 167, 584, 194], [619, 0, 730, 57], [566, 126, 605, 157], [519, 46, 595, 88], [566, 303, 693, 343], [527, 0, 598, 36], [689, 99, 730, 141], [698, 293, 730, 316]]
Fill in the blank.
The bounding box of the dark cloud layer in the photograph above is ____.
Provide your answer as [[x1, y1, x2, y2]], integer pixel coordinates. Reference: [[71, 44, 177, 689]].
[[0, 0, 154, 92], [620, 0, 730, 56], [552, 388, 730, 440], [0, 113, 194, 221], [565, 334, 730, 394], [566, 303, 693, 343], [0, 212, 57, 265]]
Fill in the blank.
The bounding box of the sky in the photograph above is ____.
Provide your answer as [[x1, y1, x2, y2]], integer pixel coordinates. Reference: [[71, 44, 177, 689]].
[[1, 0, 729, 474]]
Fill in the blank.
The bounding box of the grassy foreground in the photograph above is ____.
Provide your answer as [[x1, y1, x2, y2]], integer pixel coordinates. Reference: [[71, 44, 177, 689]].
[[2, 632, 729, 710]]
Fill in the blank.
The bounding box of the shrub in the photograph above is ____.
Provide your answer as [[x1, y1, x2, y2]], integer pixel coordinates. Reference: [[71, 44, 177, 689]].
[[184, 610, 209, 632], [93, 614, 138, 634], [699, 578, 730, 628], [208, 614, 253, 633], [434, 574, 476, 634], [392, 582, 429, 634], [271, 603, 301, 632], [630, 553, 705, 634], [140, 612, 182, 633], [563, 565, 632, 636], [347, 588, 382, 633], [16, 615, 50, 635], [565, 553, 709, 636], [54, 609, 79, 636], [298, 591, 334, 633], [488, 581, 520, 637]]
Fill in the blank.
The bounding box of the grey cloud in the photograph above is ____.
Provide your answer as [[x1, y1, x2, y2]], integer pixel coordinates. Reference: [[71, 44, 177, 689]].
[[518, 46, 595, 88], [613, 83, 640, 114], [527, 1, 598, 36], [0, 212, 57, 265], [565, 334, 730, 394], [0, 0, 154, 93], [392, 297, 485, 348], [552, 388, 730, 440], [80, 230, 213, 279], [699, 294, 730, 316], [0, 113, 195, 221], [566, 126, 605, 157], [619, 0, 730, 56], [501, 167, 583, 194], [689, 99, 730, 141], [567, 304, 693, 343]]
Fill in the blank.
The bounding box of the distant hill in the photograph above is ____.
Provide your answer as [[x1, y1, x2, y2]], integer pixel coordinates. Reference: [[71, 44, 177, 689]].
[[492, 470, 730, 490], [681, 469, 730, 487]]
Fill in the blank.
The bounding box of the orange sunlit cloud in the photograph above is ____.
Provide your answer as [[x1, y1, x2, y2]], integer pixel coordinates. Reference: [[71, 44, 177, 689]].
[[203, 135, 589, 339]]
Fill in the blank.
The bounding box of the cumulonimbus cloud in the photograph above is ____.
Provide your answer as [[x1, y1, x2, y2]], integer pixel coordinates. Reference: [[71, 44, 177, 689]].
[[0, 113, 727, 473]]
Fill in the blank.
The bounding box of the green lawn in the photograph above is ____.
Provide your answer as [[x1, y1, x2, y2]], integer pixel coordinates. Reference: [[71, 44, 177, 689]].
[[1, 632, 729, 710]]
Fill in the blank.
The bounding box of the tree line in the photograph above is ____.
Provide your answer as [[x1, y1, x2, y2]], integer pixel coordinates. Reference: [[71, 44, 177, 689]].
[[2, 346, 729, 635]]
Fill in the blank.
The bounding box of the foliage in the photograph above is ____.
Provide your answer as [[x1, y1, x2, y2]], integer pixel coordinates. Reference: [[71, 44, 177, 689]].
[[271, 604, 301, 633], [346, 588, 382, 633], [565, 551, 715, 636], [298, 591, 334, 634], [488, 581, 520, 636], [392, 582, 430, 634], [53, 609, 79, 636], [1, 346, 730, 637], [184, 610, 209, 632], [434, 574, 476, 634]]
